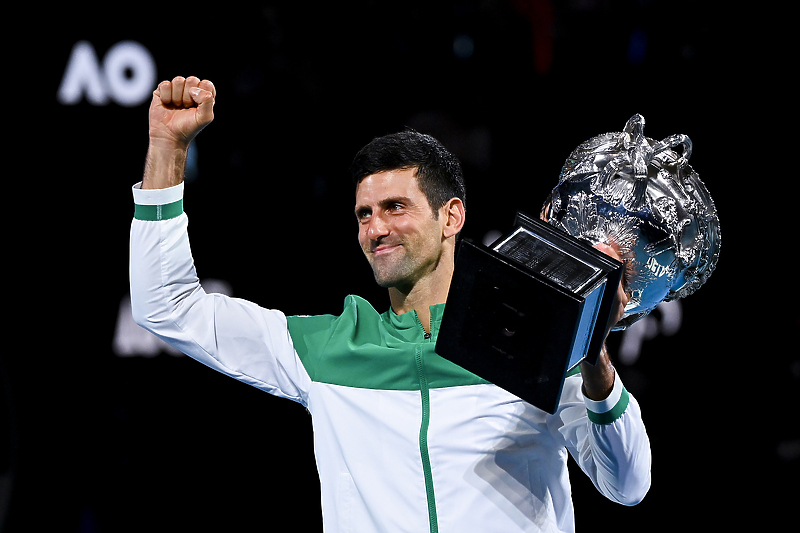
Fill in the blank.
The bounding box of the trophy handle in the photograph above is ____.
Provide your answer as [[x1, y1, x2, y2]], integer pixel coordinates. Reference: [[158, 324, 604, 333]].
[[593, 128, 694, 211], [653, 134, 692, 167], [591, 115, 653, 211]]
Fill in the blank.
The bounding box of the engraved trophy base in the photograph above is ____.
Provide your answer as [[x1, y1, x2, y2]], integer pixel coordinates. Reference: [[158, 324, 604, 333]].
[[436, 212, 623, 414]]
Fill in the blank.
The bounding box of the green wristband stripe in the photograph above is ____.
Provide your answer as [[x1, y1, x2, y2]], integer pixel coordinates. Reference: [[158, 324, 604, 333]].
[[134, 199, 183, 221], [587, 386, 630, 425]]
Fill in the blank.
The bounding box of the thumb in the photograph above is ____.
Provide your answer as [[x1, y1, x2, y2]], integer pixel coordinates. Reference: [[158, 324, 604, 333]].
[[189, 86, 215, 126]]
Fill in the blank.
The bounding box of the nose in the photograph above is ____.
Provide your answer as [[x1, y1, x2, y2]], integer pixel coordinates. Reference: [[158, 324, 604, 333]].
[[366, 213, 389, 241]]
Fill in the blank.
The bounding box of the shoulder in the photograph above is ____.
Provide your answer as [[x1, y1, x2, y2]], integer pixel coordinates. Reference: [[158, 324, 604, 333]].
[[286, 295, 380, 327], [286, 294, 385, 346]]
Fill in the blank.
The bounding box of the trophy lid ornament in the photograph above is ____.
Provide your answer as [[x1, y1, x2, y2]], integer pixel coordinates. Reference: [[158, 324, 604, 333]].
[[541, 114, 721, 330]]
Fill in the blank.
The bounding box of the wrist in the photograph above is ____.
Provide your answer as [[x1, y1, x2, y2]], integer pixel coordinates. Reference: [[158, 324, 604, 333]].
[[580, 345, 615, 401], [584, 373, 629, 425]]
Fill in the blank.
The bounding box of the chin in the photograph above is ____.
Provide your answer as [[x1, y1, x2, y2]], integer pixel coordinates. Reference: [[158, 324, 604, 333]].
[[373, 273, 399, 289], [372, 269, 408, 290]]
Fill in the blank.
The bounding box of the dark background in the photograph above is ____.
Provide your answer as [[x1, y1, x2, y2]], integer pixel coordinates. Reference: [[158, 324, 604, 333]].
[[6, 1, 795, 531]]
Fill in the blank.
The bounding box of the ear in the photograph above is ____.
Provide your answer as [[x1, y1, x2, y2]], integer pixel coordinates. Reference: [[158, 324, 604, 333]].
[[441, 198, 466, 239]]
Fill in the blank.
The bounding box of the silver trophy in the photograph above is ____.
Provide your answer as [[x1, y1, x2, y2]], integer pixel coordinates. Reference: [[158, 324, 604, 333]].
[[541, 114, 721, 329]]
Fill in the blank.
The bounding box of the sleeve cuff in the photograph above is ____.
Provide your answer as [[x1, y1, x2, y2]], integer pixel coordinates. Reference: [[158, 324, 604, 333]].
[[584, 372, 630, 425], [132, 182, 185, 221]]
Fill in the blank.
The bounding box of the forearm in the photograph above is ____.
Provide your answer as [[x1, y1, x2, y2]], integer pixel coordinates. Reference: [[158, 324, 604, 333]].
[[558, 372, 652, 506], [580, 348, 651, 504], [583, 387, 652, 505], [580, 343, 616, 401], [142, 140, 189, 190]]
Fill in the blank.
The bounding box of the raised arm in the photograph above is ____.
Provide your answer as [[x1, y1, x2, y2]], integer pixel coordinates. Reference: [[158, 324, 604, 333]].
[[143, 76, 216, 190], [562, 241, 650, 505], [129, 77, 311, 404]]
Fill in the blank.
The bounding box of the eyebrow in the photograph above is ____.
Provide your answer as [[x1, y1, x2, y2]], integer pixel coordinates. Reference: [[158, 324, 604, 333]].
[[354, 196, 414, 217]]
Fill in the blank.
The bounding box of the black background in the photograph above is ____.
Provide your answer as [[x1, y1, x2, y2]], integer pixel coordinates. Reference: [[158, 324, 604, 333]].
[[6, 2, 796, 531]]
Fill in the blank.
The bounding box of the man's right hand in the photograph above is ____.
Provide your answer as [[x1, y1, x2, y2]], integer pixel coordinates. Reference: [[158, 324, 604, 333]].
[[143, 76, 216, 190], [149, 76, 216, 147]]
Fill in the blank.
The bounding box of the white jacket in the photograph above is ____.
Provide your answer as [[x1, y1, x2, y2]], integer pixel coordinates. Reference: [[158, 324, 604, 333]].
[[130, 182, 651, 533]]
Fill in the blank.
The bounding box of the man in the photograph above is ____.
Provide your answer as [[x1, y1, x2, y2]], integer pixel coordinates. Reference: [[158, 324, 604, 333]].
[[131, 76, 651, 533]]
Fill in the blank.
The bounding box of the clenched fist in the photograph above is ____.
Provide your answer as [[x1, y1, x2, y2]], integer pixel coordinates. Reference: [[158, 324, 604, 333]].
[[142, 76, 216, 190], [149, 76, 216, 147]]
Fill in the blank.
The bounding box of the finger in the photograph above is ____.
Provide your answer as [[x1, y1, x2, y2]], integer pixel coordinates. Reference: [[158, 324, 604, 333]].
[[617, 280, 631, 307], [593, 242, 621, 262], [156, 80, 173, 106], [198, 79, 216, 99], [183, 76, 201, 107], [171, 76, 186, 107]]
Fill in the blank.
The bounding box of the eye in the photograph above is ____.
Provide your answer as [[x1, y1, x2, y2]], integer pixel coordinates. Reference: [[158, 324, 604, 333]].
[[355, 207, 371, 222]]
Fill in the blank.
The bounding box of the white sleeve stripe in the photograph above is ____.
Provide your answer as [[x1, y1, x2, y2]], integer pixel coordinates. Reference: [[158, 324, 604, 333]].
[[132, 181, 185, 205], [584, 372, 624, 414]]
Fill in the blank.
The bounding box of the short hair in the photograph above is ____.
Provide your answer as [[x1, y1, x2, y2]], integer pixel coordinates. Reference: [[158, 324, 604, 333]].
[[350, 129, 466, 215]]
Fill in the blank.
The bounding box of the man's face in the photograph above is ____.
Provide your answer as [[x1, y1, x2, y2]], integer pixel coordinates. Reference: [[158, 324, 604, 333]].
[[355, 168, 446, 291]]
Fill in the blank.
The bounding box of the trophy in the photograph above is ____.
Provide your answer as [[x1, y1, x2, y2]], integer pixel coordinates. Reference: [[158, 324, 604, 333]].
[[437, 114, 720, 413], [540, 114, 721, 329]]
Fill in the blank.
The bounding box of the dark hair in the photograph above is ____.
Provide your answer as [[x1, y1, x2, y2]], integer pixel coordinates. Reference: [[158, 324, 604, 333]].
[[350, 129, 466, 215]]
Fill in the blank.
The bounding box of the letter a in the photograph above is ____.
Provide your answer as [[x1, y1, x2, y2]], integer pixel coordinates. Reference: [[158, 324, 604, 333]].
[[57, 41, 109, 105]]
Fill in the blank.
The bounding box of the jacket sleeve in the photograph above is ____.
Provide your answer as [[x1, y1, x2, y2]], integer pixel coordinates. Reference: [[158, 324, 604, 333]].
[[129, 182, 312, 405], [552, 372, 652, 506]]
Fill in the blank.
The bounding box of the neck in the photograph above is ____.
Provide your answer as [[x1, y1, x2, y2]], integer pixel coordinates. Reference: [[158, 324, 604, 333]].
[[387, 256, 454, 334]]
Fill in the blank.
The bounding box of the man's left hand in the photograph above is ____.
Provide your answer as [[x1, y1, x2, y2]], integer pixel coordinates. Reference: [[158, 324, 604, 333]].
[[580, 242, 631, 401]]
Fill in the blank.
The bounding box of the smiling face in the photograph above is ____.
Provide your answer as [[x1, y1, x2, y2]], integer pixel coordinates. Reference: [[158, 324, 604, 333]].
[[355, 168, 451, 292]]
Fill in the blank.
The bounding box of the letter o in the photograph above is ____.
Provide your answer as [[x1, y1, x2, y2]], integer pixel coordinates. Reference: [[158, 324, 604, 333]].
[[103, 41, 156, 107]]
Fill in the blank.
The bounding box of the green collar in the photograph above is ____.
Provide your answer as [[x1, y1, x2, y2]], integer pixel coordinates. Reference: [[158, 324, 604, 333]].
[[384, 303, 446, 342]]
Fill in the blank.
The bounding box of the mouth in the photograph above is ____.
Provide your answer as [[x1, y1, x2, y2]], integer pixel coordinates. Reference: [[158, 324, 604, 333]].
[[372, 244, 401, 256]]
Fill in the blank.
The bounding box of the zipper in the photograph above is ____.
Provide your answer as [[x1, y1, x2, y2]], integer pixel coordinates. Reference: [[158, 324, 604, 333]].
[[415, 346, 438, 533], [413, 310, 438, 533], [414, 311, 433, 340]]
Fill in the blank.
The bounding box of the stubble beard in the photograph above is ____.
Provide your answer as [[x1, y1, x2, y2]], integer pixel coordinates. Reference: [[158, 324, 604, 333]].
[[369, 243, 443, 292], [370, 247, 414, 289]]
